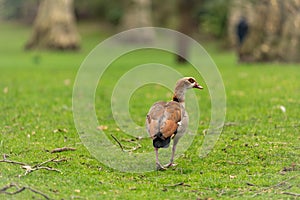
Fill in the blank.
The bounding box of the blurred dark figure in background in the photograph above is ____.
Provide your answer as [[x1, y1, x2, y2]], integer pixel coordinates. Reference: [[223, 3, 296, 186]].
[[237, 17, 248, 44], [236, 16, 249, 61]]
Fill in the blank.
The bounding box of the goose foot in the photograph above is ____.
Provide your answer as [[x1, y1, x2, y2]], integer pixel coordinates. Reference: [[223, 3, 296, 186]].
[[164, 163, 177, 168], [156, 163, 166, 171]]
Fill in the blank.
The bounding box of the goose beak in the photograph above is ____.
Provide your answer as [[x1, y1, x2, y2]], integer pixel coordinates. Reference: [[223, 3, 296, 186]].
[[193, 83, 203, 89]]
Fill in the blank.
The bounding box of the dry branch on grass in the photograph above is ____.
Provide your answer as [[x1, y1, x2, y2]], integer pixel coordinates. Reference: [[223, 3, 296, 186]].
[[281, 192, 300, 197], [251, 175, 299, 197], [164, 182, 191, 187], [0, 154, 66, 176], [0, 183, 50, 199], [51, 147, 76, 153], [111, 134, 141, 152], [0, 156, 26, 166]]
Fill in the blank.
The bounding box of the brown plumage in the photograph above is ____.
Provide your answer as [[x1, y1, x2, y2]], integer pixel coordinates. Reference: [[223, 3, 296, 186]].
[[146, 77, 203, 170]]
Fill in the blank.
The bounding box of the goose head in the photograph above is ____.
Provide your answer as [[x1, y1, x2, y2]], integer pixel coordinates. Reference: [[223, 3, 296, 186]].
[[173, 77, 203, 103]]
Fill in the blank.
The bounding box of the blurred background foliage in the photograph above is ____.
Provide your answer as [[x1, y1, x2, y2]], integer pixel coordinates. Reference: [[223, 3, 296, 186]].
[[1, 0, 230, 39], [200, 0, 230, 38], [3, 0, 299, 62]]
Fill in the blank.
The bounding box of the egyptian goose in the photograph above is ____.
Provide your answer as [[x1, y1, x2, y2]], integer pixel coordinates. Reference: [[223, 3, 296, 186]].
[[146, 77, 203, 170]]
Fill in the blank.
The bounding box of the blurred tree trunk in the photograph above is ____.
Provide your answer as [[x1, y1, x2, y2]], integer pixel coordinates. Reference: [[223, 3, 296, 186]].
[[120, 0, 154, 43], [20, 0, 39, 24], [0, 0, 4, 19], [25, 0, 80, 50], [228, 0, 300, 62], [152, 0, 176, 27], [176, 0, 199, 63]]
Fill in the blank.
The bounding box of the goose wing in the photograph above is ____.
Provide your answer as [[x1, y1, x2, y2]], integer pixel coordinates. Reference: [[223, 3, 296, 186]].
[[146, 101, 183, 140]]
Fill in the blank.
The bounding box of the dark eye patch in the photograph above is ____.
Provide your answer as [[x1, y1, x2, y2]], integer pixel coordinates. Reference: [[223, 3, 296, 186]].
[[188, 78, 195, 83]]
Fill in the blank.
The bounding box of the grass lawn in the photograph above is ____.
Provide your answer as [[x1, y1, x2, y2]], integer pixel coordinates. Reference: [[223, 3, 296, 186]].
[[0, 21, 299, 199]]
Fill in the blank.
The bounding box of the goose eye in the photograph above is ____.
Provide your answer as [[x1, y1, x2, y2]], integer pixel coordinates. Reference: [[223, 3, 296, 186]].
[[188, 78, 195, 83]]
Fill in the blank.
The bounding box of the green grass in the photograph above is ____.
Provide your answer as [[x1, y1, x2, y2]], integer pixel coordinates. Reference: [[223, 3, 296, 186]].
[[0, 21, 299, 199]]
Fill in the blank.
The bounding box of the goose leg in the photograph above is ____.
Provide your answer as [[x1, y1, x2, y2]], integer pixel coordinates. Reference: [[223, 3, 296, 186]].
[[155, 148, 166, 170], [164, 143, 178, 168]]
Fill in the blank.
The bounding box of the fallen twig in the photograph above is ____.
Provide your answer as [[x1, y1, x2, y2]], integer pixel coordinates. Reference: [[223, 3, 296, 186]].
[[51, 147, 76, 153], [0, 154, 26, 166], [0, 154, 65, 176], [217, 160, 249, 165], [246, 182, 256, 186], [22, 165, 61, 175], [224, 122, 239, 127], [111, 134, 125, 151], [0, 183, 50, 199], [111, 134, 141, 152], [165, 182, 191, 187], [281, 192, 300, 197], [274, 124, 300, 129], [279, 163, 298, 175], [252, 175, 299, 197], [34, 156, 62, 167]]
